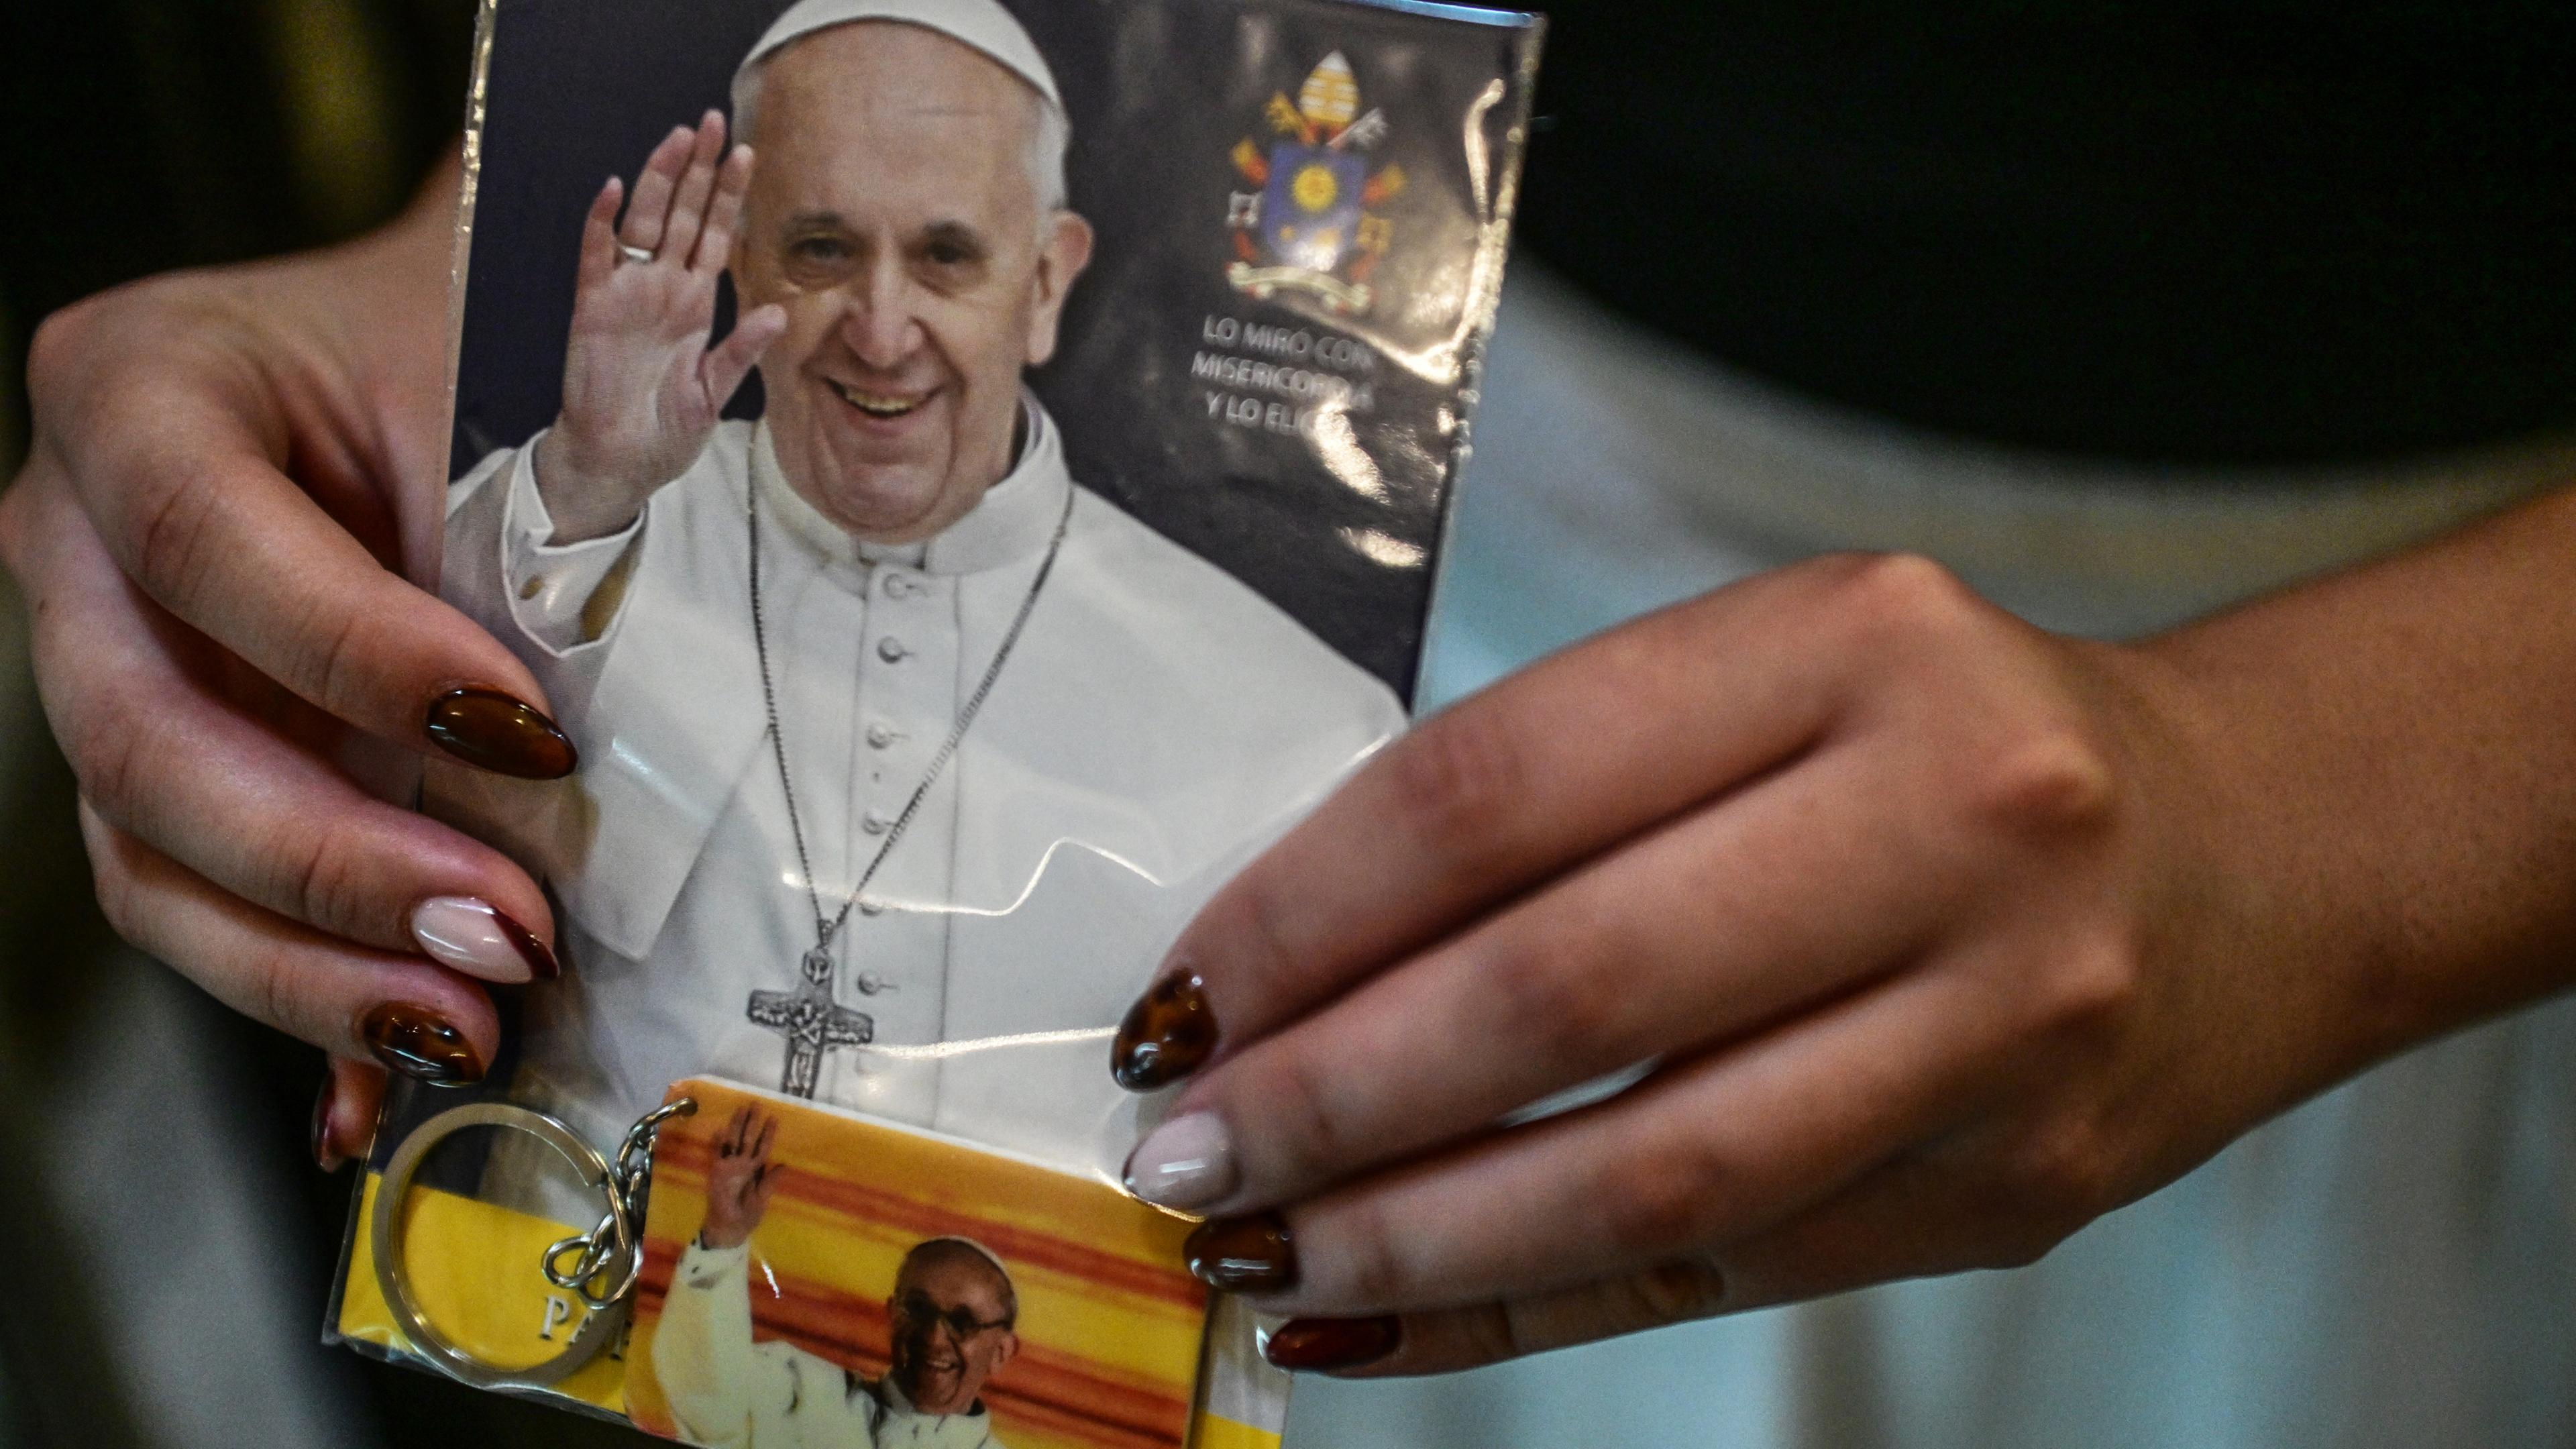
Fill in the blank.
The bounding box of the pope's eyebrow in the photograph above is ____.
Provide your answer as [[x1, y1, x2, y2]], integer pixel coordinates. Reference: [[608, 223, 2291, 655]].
[[781, 209, 853, 233], [918, 220, 991, 261]]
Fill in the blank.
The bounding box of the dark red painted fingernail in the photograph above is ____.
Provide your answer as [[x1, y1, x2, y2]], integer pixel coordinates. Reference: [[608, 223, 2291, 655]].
[[1264, 1316, 1400, 1371], [1112, 971, 1218, 1090], [1183, 1210, 1295, 1293], [311, 1073, 343, 1171], [425, 686, 576, 779], [360, 1002, 485, 1085]]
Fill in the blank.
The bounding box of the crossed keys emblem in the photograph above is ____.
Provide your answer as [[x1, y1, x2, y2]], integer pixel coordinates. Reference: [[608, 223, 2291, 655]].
[[745, 945, 881, 1098]]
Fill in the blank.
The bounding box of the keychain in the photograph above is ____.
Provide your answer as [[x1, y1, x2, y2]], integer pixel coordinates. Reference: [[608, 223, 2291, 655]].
[[372, 1098, 696, 1388]]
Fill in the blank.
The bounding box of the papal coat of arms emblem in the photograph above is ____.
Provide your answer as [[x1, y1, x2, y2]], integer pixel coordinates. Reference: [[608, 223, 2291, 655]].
[[1226, 52, 1405, 315]]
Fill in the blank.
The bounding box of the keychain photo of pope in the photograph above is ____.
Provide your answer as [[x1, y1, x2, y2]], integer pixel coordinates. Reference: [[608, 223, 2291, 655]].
[[431, 0, 1407, 1220], [654, 1106, 1025, 1448]]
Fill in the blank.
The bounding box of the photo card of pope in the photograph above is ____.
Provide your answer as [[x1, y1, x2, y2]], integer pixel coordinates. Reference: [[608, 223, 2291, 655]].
[[627, 1079, 1209, 1449], [331, 0, 1540, 1440]]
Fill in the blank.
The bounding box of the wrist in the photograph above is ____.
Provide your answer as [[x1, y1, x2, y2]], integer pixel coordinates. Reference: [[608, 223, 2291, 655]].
[[2129, 605, 2542, 1097], [531, 429, 645, 544]]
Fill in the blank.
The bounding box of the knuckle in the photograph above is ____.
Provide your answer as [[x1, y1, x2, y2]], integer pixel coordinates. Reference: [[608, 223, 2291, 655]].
[[83, 830, 145, 945], [1477, 926, 1629, 1077], [1226, 856, 1308, 989], [127, 462, 223, 609], [236, 941, 334, 1047], [1623, 1257, 1729, 1326], [1595, 1142, 1727, 1256], [1999, 1116, 2121, 1236], [2032, 933, 2142, 1042], [299, 592, 377, 721], [280, 812, 374, 940], [1384, 704, 1529, 861], [72, 702, 152, 826], [1254, 1045, 1358, 1189], [25, 297, 104, 398], [1973, 722, 2121, 838], [250, 945, 301, 1040], [1822, 551, 1984, 655], [1450, 1303, 1523, 1367], [1326, 1197, 1411, 1308]]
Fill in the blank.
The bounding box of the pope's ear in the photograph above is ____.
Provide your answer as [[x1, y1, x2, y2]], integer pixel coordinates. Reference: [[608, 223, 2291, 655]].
[[1023, 211, 1094, 368], [994, 1330, 1020, 1368]]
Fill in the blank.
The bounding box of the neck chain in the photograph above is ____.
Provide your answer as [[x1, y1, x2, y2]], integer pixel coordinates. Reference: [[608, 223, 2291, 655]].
[[749, 478, 1073, 965]]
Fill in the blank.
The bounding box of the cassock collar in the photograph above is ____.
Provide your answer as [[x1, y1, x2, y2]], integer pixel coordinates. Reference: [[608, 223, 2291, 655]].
[[875, 1375, 989, 1421], [751, 390, 1073, 579]]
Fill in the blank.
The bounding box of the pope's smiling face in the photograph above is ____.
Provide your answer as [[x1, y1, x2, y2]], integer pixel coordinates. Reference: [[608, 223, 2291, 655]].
[[735, 23, 1091, 543], [887, 1248, 1019, 1415]]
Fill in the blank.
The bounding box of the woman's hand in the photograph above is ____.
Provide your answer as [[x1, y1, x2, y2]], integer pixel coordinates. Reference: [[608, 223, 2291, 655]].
[[1110, 496, 2576, 1375], [531, 111, 784, 544], [0, 154, 568, 1165]]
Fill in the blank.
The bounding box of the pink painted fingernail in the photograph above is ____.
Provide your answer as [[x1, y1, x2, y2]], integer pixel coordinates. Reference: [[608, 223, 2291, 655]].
[[409, 896, 558, 983], [1124, 1112, 1238, 1210]]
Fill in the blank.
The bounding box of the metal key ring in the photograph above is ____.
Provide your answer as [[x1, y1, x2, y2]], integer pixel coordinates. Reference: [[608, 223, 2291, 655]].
[[371, 1101, 631, 1389]]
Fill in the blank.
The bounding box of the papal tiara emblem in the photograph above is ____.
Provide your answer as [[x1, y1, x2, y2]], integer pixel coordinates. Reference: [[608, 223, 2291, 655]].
[[1225, 51, 1406, 317]]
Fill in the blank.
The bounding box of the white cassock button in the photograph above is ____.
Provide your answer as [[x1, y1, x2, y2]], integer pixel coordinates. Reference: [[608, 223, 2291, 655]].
[[877, 637, 909, 663], [861, 809, 894, 835], [858, 900, 885, 916], [865, 722, 897, 749], [883, 572, 919, 598]]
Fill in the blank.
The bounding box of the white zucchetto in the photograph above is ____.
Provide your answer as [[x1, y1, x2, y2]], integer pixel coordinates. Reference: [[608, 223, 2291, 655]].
[[731, 0, 1064, 123]]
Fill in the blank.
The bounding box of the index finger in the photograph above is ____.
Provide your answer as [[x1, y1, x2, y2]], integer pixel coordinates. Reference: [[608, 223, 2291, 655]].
[[46, 341, 574, 777], [1111, 559, 1894, 1090]]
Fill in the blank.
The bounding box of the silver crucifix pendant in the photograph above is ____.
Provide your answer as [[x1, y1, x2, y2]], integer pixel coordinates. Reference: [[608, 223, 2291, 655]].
[[745, 946, 874, 1098]]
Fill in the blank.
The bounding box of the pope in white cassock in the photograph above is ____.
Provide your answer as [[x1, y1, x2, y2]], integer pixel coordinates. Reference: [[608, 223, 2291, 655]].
[[431, 0, 1405, 1214], [654, 1108, 1022, 1448]]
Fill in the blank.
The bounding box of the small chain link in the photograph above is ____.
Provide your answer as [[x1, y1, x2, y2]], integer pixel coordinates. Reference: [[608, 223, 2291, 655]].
[[541, 1097, 697, 1310]]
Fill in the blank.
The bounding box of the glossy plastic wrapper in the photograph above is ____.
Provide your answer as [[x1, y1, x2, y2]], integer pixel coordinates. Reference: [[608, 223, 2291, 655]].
[[327, 2, 1541, 1444]]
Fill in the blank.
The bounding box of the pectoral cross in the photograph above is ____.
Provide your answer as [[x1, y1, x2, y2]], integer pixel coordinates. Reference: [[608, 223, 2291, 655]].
[[747, 945, 875, 1098]]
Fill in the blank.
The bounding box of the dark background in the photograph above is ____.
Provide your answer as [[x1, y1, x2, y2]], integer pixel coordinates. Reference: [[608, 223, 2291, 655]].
[[456, 0, 1540, 700], [1517, 0, 2576, 464], [5, 0, 2575, 1445]]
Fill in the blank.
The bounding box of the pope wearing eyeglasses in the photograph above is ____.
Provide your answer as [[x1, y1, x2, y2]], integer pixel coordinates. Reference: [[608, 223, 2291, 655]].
[[656, 1106, 1022, 1448]]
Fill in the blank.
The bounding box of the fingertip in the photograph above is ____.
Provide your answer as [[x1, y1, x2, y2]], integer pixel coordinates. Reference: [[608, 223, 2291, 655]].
[[317, 1056, 388, 1169]]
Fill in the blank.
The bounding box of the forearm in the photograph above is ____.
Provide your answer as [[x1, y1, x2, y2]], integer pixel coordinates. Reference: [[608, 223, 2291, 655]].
[[2139, 481, 2576, 1101], [653, 1240, 761, 1444]]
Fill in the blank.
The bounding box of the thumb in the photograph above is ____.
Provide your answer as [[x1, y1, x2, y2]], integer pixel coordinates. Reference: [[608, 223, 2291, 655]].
[[701, 304, 788, 411]]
